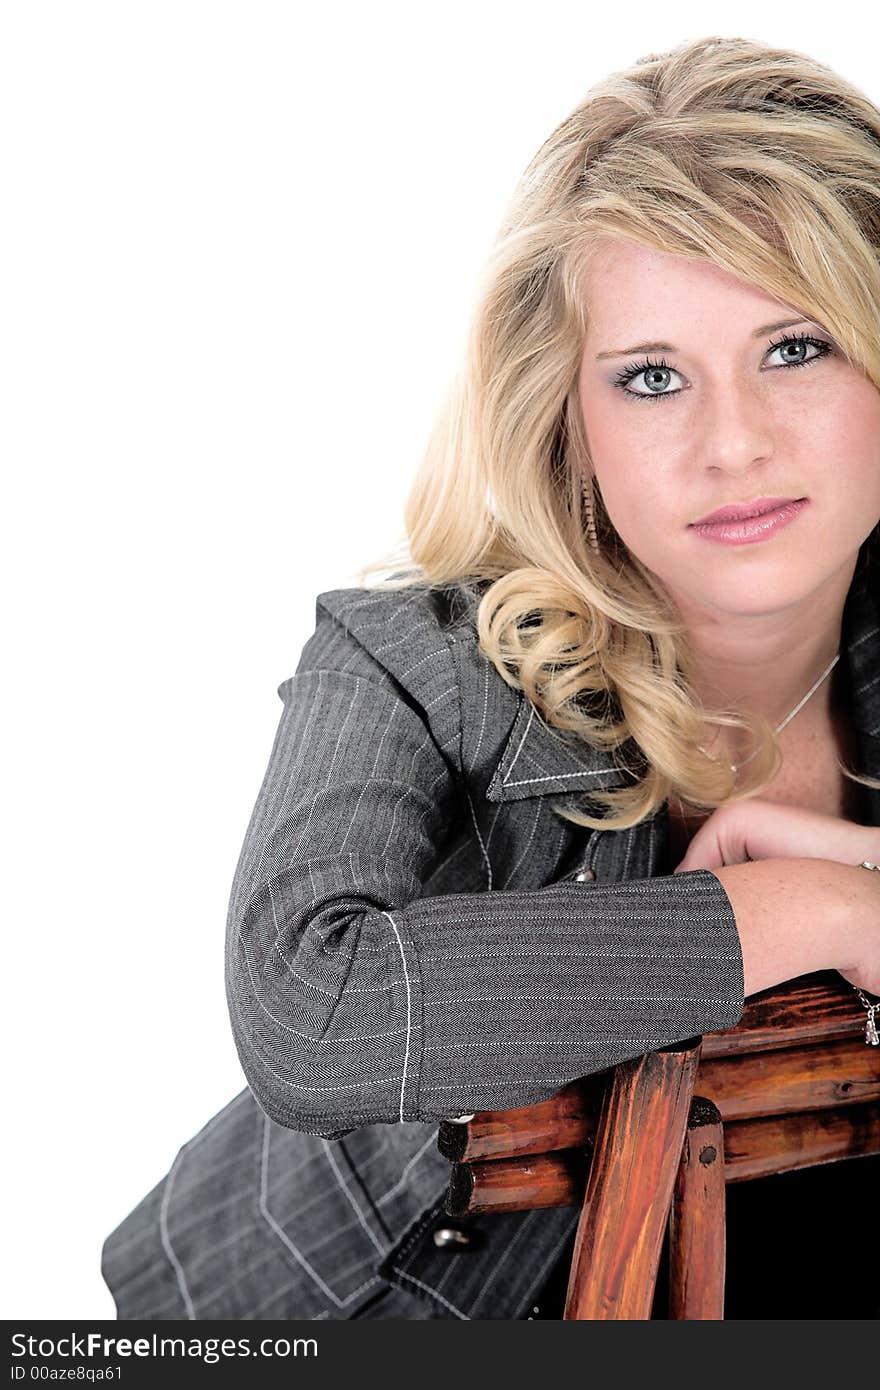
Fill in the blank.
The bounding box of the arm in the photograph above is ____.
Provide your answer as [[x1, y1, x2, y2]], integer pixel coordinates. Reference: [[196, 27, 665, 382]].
[[225, 604, 745, 1137], [673, 801, 880, 997], [712, 857, 880, 997]]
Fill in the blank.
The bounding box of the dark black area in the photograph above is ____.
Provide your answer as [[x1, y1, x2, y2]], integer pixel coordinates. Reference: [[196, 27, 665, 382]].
[[528, 1152, 880, 1319], [719, 1152, 880, 1320]]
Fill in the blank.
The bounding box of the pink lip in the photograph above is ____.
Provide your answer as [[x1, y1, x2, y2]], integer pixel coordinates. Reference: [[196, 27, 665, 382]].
[[689, 498, 810, 546], [692, 496, 802, 525]]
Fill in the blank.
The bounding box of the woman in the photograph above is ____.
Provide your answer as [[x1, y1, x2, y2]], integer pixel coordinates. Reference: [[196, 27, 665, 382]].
[[102, 34, 880, 1320]]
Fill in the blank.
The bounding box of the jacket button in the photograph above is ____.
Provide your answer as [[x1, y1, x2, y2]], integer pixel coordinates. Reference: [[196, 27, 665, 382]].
[[573, 868, 595, 882], [432, 1226, 474, 1250]]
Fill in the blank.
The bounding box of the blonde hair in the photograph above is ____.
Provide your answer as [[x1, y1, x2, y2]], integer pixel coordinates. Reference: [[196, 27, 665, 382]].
[[353, 33, 880, 831]]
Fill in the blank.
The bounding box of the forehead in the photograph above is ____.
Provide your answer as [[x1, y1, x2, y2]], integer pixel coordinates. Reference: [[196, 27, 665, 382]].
[[580, 237, 794, 334]]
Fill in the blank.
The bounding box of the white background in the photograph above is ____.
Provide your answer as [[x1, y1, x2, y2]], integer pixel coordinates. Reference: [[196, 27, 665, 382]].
[[3, 0, 878, 1319]]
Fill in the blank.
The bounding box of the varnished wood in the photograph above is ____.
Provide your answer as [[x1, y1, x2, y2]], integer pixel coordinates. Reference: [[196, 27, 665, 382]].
[[722, 1100, 880, 1183], [437, 1075, 603, 1163], [446, 1148, 591, 1216], [436, 667, 873, 1317], [436, 668, 879, 1317], [443, 1032, 878, 1174], [668, 1098, 725, 1320], [700, 971, 869, 1056], [445, 1100, 880, 1214], [697, 1035, 880, 1119], [563, 1040, 701, 1320]]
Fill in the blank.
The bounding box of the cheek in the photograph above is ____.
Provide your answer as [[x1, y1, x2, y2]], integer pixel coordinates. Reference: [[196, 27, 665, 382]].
[[842, 411, 880, 477], [814, 391, 880, 502], [595, 465, 672, 558], [590, 432, 663, 514], [582, 398, 638, 485]]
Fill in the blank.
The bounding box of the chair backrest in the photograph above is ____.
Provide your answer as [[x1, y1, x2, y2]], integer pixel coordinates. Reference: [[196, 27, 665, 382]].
[[437, 970, 880, 1317]]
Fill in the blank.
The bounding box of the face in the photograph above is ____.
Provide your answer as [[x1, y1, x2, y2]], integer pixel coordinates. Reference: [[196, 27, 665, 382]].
[[577, 237, 880, 620]]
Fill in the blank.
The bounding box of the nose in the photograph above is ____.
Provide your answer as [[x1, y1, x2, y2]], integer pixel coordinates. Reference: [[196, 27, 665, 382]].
[[699, 378, 774, 476]]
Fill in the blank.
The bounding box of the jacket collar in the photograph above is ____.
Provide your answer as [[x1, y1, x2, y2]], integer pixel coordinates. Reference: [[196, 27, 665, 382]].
[[485, 696, 639, 804], [486, 528, 880, 809]]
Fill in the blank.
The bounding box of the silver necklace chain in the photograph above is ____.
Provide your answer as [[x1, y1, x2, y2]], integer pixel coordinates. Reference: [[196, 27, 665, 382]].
[[697, 651, 840, 774]]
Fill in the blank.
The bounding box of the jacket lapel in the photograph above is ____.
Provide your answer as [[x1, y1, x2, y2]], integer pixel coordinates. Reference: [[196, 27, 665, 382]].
[[485, 695, 639, 805], [483, 690, 664, 884]]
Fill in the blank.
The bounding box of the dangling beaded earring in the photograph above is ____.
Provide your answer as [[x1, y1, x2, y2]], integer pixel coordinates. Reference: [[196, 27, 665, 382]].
[[581, 477, 600, 553]]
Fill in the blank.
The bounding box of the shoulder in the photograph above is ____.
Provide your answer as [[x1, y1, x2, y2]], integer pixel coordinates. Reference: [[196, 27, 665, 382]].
[[293, 577, 490, 772], [319, 579, 465, 635], [314, 575, 487, 666], [315, 574, 484, 641]]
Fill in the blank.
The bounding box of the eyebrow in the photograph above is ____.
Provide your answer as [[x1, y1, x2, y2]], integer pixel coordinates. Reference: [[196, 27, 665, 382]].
[[594, 317, 817, 360]]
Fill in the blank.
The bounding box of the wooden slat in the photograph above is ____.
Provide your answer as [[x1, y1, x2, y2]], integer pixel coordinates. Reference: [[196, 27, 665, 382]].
[[564, 1039, 701, 1320], [445, 1148, 590, 1216], [722, 1102, 880, 1183], [668, 1097, 725, 1320], [698, 1036, 880, 1120], [437, 1075, 602, 1162], [446, 1102, 880, 1214], [446, 1153, 580, 1214], [701, 972, 864, 1057]]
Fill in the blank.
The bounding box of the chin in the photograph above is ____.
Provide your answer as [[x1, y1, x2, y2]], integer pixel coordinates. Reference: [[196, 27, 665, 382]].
[[663, 566, 807, 616]]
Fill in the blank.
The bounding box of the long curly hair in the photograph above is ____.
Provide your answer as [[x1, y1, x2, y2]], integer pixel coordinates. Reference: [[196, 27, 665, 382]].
[[352, 33, 880, 831]]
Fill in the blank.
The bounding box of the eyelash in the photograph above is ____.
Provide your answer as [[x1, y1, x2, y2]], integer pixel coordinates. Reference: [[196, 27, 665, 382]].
[[612, 332, 834, 405]]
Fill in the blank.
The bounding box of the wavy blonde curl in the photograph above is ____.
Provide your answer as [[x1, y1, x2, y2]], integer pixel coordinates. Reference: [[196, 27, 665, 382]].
[[352, 33, 880, 832]]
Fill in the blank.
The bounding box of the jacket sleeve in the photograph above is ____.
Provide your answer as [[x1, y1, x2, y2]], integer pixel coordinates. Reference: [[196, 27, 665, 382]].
[[225, 600, 745, 1138]]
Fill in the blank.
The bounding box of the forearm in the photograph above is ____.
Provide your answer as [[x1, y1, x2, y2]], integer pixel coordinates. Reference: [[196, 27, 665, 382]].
[[229, 867, 744, 1134], [711, 856, 873, 996]]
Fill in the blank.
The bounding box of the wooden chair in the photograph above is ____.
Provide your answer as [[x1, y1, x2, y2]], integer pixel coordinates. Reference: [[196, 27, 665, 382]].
[[436, 971, 880, 1319]]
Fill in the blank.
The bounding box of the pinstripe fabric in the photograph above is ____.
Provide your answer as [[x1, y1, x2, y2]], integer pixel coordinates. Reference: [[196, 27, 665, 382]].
[[101, 531, 880, 1320]]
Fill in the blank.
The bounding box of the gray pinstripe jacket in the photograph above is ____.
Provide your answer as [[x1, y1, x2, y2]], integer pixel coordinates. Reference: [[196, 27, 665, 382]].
[[101, 534, 880, 1320]]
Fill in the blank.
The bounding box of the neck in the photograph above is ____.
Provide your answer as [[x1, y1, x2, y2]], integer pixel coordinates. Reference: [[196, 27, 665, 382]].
[[674, 552, 857, 764]]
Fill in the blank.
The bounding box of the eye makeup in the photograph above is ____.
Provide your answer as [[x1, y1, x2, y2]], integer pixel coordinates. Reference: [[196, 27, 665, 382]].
[[611, 331, 834, 405]]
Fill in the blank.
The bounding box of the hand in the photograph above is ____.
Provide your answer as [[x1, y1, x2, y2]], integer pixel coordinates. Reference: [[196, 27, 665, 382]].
[[671, 797, 880, 874], [673, 799, 880, 998]]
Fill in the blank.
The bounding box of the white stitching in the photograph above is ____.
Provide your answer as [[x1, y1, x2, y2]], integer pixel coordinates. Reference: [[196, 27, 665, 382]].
[[391, 1269, 469, 1319], [425, 993, 733, 1005], [417, 949, 741, 960], [382, 910, 413, 1122], [237, 908, 416, 1037], [518, 1219, 579, 1319], [501, 704, 535, 784], [465, 789, 492, 891], [503, 768, 621, 788], [375, 1131, 441, 1207], [422, 1037, 675, 1049], [503, 798, 544, 888], [155, 1092, 252, 1321], [469, 660, 491, 773], [421, 1077, 601, 1090], [319, 1140, 387, 1257], [258, 1116, 381, 1308], [469, 1208, 541, 1315], [159, 1150, 197, 1320], [850, 624, 878, 651]]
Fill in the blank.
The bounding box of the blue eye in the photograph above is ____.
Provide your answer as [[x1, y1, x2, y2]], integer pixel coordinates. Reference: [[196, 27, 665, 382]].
[[612, 332, 833, 405], [613, 355, 678, 404]]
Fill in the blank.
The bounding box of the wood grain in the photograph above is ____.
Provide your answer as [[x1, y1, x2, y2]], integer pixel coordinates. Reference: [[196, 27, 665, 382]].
[[563, 1040, 700, 1320], [668, 1097, 725, 1320]]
